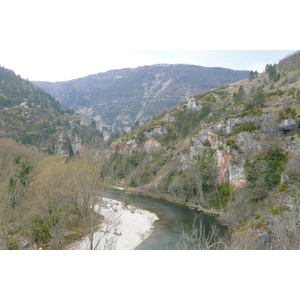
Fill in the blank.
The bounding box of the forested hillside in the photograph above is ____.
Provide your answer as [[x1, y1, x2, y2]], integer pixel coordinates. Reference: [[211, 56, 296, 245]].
[[0, 66, 103, 155], [103, 51, 300, 249]]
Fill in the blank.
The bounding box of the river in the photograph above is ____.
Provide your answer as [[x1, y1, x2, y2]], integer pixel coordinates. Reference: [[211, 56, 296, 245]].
[[103, 189, 223, 250]]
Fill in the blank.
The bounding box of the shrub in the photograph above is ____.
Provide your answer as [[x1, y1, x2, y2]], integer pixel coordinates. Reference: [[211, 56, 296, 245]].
[[31, 216, 50, 244], [264, 147, 287, 190], [231, 122, 258, 135], [245, 147, 287, 200], [129, 179, 137, 188], [202, 140, 211, 147], [6, 236, 18, 250], [226, 139, 239, 150]]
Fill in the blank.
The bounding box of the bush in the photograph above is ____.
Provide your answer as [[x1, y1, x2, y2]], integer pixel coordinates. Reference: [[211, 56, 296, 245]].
[[31, 216, 50, 244], [264, 147, 287, 189], [245, 147, 287, 200], [6, 236, 19, 250], [231, 122, 258, 135], [129, 179, 137, 188], [226, 139, 239, 150], [202, 140, 211, 147]]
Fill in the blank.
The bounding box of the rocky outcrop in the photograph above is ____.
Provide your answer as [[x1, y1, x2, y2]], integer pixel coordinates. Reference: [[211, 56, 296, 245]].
[[109, 138, 137, 152], [278, 118, 299, 132], [144, 127, 168, 139], [161, 113, 175, 123], [53, 132, 82, 157], [205, 113, 279, 136], [144, 139, 162, 153], [285, 141, 300, 151], [177, 113, 278, 188], [178, 98, 202, 111]]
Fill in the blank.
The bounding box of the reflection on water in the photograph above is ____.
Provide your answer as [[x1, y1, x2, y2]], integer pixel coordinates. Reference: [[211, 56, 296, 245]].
[[103, 190, 221, 250]]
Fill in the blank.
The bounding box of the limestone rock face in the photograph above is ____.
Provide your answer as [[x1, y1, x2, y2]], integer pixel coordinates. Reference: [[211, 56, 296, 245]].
[[206, 113, 277, 136], [161, 113, 175, 123], [228, 164, 247, 188], [179, 98, 202, 111], [109, 138, 137, 153], [144, 127, 168, 139], [285, 141, 300, 151], [279, 118, 299, 132], [53, 132, 82, 157], [144, 139, 162, 153], [178, 114, 277, 188]]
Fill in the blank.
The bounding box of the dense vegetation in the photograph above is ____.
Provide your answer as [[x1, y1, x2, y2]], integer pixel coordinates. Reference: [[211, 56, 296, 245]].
[[0, 138, 105, 250], [0, 66, 69, 112]]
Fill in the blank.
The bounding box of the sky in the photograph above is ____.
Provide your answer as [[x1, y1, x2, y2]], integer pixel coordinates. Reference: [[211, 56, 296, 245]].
[[1, 49, 297, 82], [0, 1, 298, 82]]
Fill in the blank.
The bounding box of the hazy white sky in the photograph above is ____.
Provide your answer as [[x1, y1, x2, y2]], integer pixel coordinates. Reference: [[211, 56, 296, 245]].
[[0, 0, 297, 82]]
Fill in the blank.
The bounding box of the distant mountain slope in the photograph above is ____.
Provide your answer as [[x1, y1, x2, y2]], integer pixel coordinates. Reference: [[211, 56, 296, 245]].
[[33, 64, 249, 131], [102, 51, 300, 249], [0, 66, 102, 155]]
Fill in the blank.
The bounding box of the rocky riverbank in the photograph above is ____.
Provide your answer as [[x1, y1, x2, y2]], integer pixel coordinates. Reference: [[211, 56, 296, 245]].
[[68, 198, 159, 250]]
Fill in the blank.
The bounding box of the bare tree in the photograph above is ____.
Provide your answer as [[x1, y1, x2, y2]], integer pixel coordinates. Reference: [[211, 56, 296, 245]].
[[72, 159, 102, 250], [269, 211, 300, 250], [88, 199, 121, 250], [70, 198, 121, 250], [72, 146, 120, 250], [32, 156, 77, 250], [227, 228, 265, 250], [177, 216, 227, 250]]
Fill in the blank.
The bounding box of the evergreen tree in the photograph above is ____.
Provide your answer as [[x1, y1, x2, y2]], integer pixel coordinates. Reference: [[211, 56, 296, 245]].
[[266, 64, 280, 82], [233, 85, 245, 103], [252, 87, 266, 107], [249, 71, 255, 80]]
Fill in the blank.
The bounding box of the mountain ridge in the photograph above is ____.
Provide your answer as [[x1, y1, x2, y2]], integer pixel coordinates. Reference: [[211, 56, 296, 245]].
[[32, 64, 250, 132]]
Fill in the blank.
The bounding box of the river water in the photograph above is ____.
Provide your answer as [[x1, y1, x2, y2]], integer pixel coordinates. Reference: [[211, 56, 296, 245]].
[[103, 189, 222, 250]]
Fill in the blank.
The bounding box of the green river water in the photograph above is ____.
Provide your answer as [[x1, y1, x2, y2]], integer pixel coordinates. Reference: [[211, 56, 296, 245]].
[[103, 190, 222, 250]]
